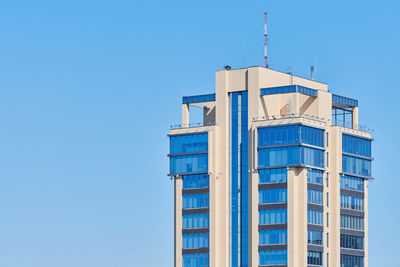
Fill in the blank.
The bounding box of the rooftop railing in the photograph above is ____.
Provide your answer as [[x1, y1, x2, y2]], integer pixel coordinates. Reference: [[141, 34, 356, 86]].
[[253, 113, 328, 125], [252, 114, 373, 134], [170, 121, 216, 130]]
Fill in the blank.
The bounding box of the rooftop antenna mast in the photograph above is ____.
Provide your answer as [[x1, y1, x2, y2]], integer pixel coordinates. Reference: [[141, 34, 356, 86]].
[[264, 12, 268, 68]]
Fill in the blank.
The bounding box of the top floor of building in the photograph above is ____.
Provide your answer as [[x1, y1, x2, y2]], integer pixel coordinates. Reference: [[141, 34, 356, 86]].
[[171, 66, 372, 139]]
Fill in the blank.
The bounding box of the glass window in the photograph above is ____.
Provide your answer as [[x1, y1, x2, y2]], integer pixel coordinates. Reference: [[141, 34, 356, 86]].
[[342, 155, 371, 177], [342, 134, 371, 157], [259, 250, 287, 265], [327, 212, 329, 227], [301, 126, 324, 147], [170, 133, 208, 154], [183, 174, 209, 189], [308, 251, 323, 266], [258, 146, 300, 167], [170, 154, 208, 174], [183, 214, 209, 229], [259, 188, 287, 204], [340, 254, 364, 267], [308, 230, 323, 245], [258, 125, 300, 147], [183, 193, 209, 209], [301, 146, 324, 168], [340, 234, 364, 250], [340, 175, 364, 192], [183, 253, 209, 267], [307, 169, 323, 184], [327, 233, 329, 248], [259, 229, 287, 245], [326, 172, 329, 187], [340, 215, 364, 231], [341, 194, 364, 211], [308, 188, 323, 205], [308, 209, 323, 225], [327, 192, 329, 208], [259, 168, 287, 184], [259, 209, 287, 225], [183, 233, 209, 249]]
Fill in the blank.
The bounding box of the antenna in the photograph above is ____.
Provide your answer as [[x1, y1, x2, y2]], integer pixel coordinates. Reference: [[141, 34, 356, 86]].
[[264, 12, 268, 68], [310, 65, 315, 80]]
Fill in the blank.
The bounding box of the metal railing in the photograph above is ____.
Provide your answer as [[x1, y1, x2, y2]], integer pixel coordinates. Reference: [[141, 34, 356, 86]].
[[252, 114, 373, 134], [253, 113, 329, 125], [332, 120, 373, 134], [170, 121, 216, 130]]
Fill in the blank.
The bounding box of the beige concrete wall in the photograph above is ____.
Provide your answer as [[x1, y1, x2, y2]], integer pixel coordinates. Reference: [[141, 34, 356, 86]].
[[215, 70, 230, 267], [288, 168, 308, 267], [327, 127, 341, 267], [174, 177, 183, 267]]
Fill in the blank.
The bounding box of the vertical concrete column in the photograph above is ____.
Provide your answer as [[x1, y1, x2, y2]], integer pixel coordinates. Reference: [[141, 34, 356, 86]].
[[287, 167, 307, 267], [182, 104, 189, 127], [329, 127, 341, 267], [215, 70, 229, 267], [247, 68, 260, 267], [175, 177, 183, 267], [352, 107, 359, 128]]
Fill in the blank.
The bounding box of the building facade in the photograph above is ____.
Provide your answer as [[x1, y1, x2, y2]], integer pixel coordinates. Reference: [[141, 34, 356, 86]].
[[168, 67, 372, 267]]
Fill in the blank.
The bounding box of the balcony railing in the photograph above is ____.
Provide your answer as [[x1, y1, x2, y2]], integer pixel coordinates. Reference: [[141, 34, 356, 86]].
[[253, 113, 329, 125], [332, 120, 373, 134], [170, 121, 216, 130]]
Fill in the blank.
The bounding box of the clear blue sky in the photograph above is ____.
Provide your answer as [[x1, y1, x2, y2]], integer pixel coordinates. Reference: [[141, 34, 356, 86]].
[[0, 0, 398, 266]]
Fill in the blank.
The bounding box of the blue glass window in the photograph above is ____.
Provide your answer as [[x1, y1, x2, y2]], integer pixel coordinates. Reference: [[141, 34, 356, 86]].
[[340, 175, 364, 192], [258, 146, 300, 167], [341, 215, 364, 231], [170, 154, 208, 175], [308, 189, 323, 205], [307, 169, 323, 184], [259, 168, 287, 184], [183, 214, 209, 229], [301, 147, 324, 168], [183, 233, 209, 249], [332, 94, 358, 107], [183, 174, 209, 189], [259, 188, 287, 204], [341, 194, 364, 211], [308, 251, 323, 266], [341, 234, 364, 250], [342, 155, 371, 177], [340, 254, 364, 267], [301, 126, 324, 147], [259, 209, 287, 225], [308, 209, 323, 225], [342, 134, 371, 157], [259, 229, 287, 245], [183, 253, 209, 267], [183, 194, 209, 209], [258, 125, 299, 146], [308, 230, 323, 245], [258, 125, 323, 147], [260, 85, 317, 97], [259, 250, 287, 266], [182, 93, 216, 104], [170, 133, 208, 154]]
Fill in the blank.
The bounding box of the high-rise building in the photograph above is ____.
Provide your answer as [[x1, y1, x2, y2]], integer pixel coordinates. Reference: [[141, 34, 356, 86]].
[[168, 67, 372, 267]]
